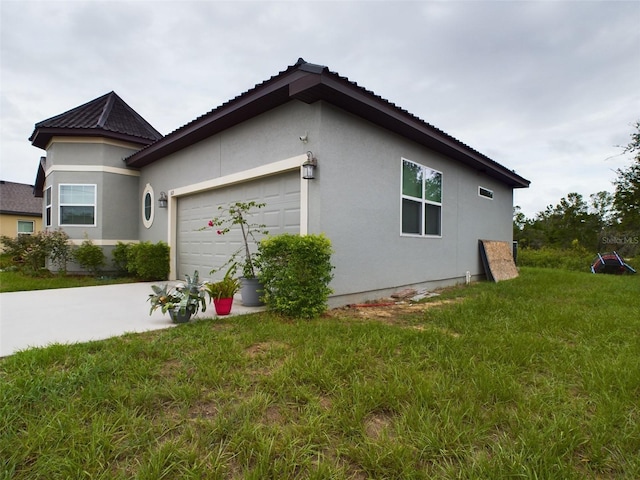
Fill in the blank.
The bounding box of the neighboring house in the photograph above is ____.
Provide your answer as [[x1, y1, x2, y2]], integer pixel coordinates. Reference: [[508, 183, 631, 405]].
[[0, 181, 43, 239], [31, 58, 529, 305]]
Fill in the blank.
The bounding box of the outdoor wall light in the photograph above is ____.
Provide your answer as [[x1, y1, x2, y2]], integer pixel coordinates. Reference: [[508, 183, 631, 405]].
[[302, 151, 317, 180], [158, 191, 168, 208]]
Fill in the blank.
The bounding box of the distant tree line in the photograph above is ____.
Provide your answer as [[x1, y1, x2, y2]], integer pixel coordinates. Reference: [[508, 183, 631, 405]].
[[514, 121, 640, 257]]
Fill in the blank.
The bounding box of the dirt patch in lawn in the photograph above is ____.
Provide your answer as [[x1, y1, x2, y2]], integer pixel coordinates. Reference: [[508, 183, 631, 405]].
[[245, 341, 290, 358], [364, 411, 396, 440], [328, 298, 461, 323]]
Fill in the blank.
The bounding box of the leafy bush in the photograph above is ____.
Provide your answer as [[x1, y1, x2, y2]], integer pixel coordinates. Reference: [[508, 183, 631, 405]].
[[127, 241, 170, 281], [258, 233, 334, 318], [112, 242, 133, 276], [0, 234, 40, 269], [40, 229, 73, 274], [0, 230, 72, 275], [0, 253, 14, 270], [73, 238, 105, 275]]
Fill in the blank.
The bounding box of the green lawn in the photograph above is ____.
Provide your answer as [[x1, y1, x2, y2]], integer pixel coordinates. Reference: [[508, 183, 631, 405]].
[[1, 268, 639, 479], [0, 270, 138, 293]]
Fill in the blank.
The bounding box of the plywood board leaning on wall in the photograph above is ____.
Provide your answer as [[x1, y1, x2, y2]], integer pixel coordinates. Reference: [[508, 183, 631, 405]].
[[479, 240, 519, 282]]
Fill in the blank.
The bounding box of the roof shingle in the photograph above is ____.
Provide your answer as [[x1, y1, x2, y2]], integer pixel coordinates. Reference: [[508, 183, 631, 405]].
[[0, 181, 42, 216]]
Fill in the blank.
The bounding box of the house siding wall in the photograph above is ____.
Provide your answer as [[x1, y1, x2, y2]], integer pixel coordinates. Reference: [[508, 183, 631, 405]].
[[43, 141, 141, 243], [45, 138, 142, 169], [0, 214, 43, 239], [310, 102, 513, 303], [137, 101, 320, 243], [39, 140, 141, 272]]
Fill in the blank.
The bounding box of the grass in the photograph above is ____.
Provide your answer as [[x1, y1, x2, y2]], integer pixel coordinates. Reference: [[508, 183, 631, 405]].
[[1, 267, 639, 479], [0, 270, 138, 293]]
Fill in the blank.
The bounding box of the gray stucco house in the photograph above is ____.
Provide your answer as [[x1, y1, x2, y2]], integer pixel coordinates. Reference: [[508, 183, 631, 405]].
[[31, 58, 529, 305]]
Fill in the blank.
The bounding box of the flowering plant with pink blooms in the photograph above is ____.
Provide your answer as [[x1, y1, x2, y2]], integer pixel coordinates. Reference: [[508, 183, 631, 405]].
[[202, 201, 268, 279]]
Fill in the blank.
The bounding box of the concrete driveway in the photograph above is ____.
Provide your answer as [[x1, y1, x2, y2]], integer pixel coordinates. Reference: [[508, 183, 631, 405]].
[[0, 282, 260, 357]]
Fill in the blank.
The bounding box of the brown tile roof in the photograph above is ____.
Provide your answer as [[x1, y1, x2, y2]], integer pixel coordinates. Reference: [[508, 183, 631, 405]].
[[125, 59, 529, 188], [0, 181, 42, 216], [29, 91, 162, 149]]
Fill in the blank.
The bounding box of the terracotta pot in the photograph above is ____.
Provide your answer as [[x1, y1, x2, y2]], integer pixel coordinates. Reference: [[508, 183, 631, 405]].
[[213, 297, 234, 315]]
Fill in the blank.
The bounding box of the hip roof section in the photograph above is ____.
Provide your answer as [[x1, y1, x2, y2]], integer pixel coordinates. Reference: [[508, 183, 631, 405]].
[[29, 91, 163, 150]]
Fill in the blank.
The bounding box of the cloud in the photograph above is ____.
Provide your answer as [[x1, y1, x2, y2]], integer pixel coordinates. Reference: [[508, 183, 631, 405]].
[[1, 0, 638, 219]]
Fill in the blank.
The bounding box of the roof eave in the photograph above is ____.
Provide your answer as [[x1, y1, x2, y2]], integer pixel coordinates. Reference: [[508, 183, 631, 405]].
[[0, 210, 42, 217], [30, 127, 158, 150], [290, 72, 530, 188], [126, 63, 530, 188], [33, 157, 46, 197], [126, 69, 312, 168]]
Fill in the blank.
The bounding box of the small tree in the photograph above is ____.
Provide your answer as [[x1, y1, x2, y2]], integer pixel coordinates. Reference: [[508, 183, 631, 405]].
[[613, 121, 640, 232], [42, 229, 73, 274], [202, 201, 268, 279]]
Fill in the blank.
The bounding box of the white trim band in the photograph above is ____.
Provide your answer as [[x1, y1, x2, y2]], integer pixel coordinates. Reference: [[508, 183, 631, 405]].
[[169, 154, 307, 197], [45, 165, 140, 177], [68, 239, 139, 246]]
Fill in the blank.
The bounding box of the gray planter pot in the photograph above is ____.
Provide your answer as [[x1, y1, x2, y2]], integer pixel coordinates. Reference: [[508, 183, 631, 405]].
[[169, 307, 192, 324], [240, 277, 265, 307]]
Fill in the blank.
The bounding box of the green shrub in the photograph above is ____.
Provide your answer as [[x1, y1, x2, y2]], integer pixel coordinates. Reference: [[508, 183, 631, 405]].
[[127, 241, 170, 281], [258, 233, 334, 318], [41, 229, 73, 274], [1, 230, 72, 275], [112, 242, 133, 276], [73, 238, 105, 275], [0, 252, 14, 269], [0, 234, 40, 269]]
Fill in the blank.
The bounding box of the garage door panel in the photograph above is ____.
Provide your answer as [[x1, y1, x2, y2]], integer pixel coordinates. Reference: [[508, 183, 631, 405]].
[[177, 172, 300, 280], [284, 207, 301, 231]]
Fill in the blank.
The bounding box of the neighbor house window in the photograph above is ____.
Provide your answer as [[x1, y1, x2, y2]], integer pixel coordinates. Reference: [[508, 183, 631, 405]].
[[142, 183, 154, 229], [59, 184, 96, 226], [17, 220, 35, 235], [45, 186, 52, 227], [401, 158, 442, 236], [479, 186, 494, 200]]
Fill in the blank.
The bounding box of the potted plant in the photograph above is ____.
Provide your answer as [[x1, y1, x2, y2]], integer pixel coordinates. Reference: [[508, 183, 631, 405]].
[[202, 201, 268, 306], [204, 264, 241, 315], [148, 270, 207, 323]]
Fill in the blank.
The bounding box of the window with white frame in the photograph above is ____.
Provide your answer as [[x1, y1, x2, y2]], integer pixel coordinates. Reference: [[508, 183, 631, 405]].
[[59, 184, 96, 226], [142, 183, 154, 229], [45, 186, 52, 227], [478, 186, 494, 200], [17, 220, 34, 235], [401, 158, 442, 236]]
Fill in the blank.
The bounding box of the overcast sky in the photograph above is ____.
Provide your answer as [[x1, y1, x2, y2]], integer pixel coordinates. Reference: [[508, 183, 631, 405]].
[[1, 0, 639, 218]]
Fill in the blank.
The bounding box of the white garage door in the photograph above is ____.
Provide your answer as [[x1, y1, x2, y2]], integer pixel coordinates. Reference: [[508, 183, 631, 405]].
[[177, 172, 301, 280]]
